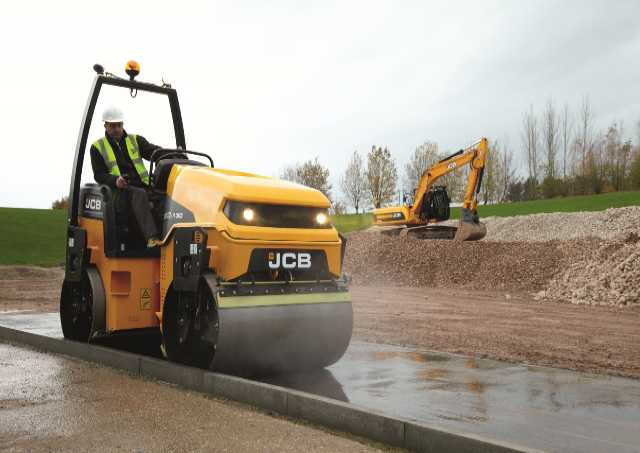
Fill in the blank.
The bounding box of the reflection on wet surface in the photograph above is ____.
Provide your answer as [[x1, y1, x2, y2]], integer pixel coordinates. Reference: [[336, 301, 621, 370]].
[[2, 313, 640, 452]]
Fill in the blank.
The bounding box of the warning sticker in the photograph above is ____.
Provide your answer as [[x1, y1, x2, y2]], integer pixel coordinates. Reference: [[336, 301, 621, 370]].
[[140, 288, 152, 310]]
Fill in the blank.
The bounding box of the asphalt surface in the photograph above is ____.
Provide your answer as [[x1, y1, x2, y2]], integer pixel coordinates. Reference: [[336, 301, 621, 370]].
[[2, 312, 640, 452], [0, 341, 393, 452]]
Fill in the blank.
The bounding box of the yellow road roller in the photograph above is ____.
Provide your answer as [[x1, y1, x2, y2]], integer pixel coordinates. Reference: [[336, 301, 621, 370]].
[[60, 62, 352, 375]]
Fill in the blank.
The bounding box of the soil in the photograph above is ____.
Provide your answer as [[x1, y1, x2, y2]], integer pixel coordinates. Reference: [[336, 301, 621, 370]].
[[2, 266, 639, 379]]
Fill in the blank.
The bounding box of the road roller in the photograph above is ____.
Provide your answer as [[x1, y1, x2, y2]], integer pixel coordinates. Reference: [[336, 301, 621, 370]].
[[60, 62, 352, 376]]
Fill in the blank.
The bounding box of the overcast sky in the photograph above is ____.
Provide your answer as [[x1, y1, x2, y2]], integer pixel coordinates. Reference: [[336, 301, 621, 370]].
[[1, 0, 639, 209]]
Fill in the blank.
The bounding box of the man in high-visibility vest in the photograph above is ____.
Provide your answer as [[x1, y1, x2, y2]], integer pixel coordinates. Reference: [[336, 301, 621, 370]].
[[90, 106, 166, 248]]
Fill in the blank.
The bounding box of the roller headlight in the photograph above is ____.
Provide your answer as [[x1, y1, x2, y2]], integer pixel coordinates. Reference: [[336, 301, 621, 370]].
[[223, 200, 331, 228], [242, 208, 255, 222]]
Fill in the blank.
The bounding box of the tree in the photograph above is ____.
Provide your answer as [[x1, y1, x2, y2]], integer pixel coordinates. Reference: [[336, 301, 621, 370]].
[[497, 142, 516, 202], [404, 141, 439, 191], [340, 151, 367, 214], [521, 105, 540, 188], [480, 141, 502, 205], [577, 96, 594, 180], [560, 103, 573, 179], [280, 158, 332, 200], [542, 99, 559, 180], [51, 196, 69, 210], [366, 146, 398, 209]]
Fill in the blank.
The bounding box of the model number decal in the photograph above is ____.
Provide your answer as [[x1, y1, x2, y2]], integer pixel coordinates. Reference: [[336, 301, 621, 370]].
[[447, 162, 457, 170], [267, 252, 312, 269]]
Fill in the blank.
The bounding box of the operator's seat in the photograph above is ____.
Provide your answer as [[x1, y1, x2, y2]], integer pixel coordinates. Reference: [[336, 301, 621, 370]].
[[152, 158, 206, 192]]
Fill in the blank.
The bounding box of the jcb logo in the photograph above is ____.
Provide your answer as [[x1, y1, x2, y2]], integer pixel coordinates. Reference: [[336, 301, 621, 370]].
[[267, 252, 312, 269], [84, 197, 101, 211]]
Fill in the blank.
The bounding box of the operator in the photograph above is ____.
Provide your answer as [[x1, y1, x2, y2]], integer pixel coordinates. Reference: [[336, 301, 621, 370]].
[[90, 106, 166, 248]]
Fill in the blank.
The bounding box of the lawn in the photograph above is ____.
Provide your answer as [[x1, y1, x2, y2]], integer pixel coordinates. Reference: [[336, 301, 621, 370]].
[[1, 190, 638, 266], [0, 207, 67, 266]]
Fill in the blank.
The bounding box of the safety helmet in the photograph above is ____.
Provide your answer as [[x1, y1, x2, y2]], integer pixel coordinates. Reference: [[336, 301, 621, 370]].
[[102, 106, 124, 123]]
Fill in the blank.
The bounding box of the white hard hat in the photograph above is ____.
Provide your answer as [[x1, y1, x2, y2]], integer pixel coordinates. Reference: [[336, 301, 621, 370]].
[[102, 106, 124, 123]]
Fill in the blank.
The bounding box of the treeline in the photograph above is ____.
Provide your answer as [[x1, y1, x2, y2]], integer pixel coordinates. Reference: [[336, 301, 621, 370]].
[[282, 97, 640, 213]]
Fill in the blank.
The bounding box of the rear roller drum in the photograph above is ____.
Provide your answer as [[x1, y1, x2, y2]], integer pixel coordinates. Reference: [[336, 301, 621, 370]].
[[60, 267, 105, 341]]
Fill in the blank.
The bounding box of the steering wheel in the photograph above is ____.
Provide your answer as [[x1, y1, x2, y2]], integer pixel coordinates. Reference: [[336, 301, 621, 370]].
[[149, 148, 214, 183]]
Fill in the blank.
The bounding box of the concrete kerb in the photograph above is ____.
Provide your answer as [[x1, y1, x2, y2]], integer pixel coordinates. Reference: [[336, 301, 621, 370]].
[[0, 325, 536, 453]]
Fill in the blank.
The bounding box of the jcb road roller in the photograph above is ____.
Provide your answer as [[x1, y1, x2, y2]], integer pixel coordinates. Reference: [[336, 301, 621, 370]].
[[60, 62, 352, 376]]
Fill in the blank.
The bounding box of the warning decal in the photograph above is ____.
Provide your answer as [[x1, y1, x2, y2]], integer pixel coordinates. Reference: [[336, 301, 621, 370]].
[[140, 288, 152, 310]]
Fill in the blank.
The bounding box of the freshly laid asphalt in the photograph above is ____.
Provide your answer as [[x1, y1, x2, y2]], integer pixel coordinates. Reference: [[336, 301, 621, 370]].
[[2, 312, 640, 452]]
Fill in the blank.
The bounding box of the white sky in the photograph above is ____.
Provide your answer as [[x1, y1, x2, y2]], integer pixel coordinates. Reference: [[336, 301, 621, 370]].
[[1, 0, 639, 208]]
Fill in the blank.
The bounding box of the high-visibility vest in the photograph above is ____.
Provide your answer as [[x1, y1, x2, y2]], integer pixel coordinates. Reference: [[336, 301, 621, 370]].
[[93, 134, 150, 185]]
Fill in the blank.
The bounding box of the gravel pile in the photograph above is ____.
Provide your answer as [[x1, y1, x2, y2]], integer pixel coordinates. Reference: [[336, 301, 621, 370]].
[[348, 206, 640, 306], [343, 232, 596, 292], [538, 233, 640, 306], [481, 206, 640, 242]]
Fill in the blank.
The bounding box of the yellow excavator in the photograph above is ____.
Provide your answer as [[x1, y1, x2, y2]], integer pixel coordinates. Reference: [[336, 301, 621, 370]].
[[373, 138, 489, 241]]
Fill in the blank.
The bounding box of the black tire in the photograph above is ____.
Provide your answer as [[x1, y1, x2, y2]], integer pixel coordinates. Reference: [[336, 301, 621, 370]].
[[60, 273, 94, 341], [162, 280, 217, 369]]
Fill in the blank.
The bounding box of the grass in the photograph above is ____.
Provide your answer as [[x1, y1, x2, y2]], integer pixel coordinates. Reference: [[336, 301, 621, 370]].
[[1, 190, 638, 266], [331, 213, 374, 234], [331, 190, 640, 233], [0, 207, 67, 266]]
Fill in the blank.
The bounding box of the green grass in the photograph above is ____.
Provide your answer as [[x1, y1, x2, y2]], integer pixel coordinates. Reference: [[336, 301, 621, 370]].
[[0, 207, 67, 266], [1, 190, 639, 266], [331, 213, 374, 233], [331, 190, 640, 233]]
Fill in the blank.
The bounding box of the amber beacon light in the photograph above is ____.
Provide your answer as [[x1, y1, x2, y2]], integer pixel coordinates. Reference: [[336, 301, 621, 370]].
[[125, 60, 141, 80]]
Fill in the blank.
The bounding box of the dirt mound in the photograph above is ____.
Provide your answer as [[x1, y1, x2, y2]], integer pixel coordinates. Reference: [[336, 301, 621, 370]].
[[539, 233, 640, 306], [482, 206, 640, 242], [343, 231, 596, 291]]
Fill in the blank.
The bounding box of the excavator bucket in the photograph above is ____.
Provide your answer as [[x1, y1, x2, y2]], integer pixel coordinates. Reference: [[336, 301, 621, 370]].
[[454, 219, 487, 241]]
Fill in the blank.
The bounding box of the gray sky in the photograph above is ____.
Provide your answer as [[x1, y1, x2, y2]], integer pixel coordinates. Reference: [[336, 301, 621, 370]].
[[1, 0, 639, 208]]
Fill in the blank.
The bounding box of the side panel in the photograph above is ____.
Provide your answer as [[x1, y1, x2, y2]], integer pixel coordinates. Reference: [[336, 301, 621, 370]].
[[80, 217, 160, 332]]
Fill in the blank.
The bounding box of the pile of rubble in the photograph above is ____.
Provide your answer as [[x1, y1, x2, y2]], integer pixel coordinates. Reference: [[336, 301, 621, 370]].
[[538, 233, 640, 306], [346, 206, 639, 306], [482, 206, 640, 242]]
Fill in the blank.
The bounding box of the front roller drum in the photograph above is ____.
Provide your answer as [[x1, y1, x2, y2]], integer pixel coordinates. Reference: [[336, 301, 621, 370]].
[[206, 274, 352, 377]]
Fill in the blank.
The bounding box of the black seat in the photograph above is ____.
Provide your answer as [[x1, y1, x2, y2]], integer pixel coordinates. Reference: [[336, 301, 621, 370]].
[[153, 158, 205, 192]]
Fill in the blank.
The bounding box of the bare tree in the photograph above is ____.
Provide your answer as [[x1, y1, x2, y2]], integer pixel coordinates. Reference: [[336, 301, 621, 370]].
[[280, 158, 332, 200], [480, 141, 503, 205], [577, 96, 594, 178], [366, 145, 398, 208], [560, 103, 573, 179], [404, 141, 439, 190], [521, 104, 540, 182], [340, 150, 367, 214], [497, 141, 516, 202], [542, 99, 559, 179]]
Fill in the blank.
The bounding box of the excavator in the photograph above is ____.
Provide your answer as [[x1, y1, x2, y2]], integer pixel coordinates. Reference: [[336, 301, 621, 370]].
[[372, 138, 489, 241]]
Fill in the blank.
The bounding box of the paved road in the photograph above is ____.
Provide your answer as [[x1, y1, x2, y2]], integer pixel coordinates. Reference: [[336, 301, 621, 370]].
[[3, 312, 640, 452], [0, 342, 394, 452]]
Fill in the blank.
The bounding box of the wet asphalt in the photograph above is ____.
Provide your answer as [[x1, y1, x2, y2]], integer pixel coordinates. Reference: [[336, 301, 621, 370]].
[[2, 312, 640, 452]]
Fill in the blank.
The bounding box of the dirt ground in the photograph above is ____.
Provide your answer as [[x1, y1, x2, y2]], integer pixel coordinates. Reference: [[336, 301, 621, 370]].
[[2, 266, 639, 379]]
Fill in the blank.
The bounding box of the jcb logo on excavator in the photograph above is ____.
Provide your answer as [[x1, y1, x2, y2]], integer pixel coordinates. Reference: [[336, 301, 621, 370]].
[[267, 252, 312, 269]]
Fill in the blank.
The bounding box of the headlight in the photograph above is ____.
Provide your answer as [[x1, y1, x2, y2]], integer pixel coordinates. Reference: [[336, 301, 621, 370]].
[[242, 208, 255, 222], [223, 200, 331, 228]]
